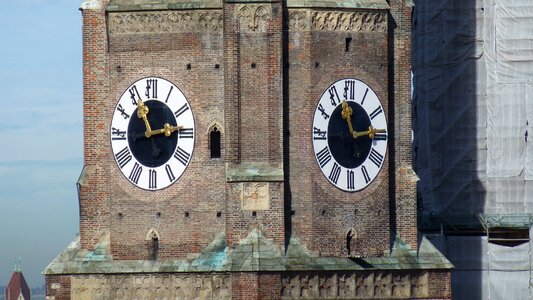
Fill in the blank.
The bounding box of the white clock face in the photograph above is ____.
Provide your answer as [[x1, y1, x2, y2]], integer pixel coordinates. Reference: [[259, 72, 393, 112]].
[[312, 78, 387, 192], [110, 77, 195, 190]]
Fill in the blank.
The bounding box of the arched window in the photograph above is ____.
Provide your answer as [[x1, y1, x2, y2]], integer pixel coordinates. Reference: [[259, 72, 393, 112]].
[[151, 236, 159, 260], [147, 229, 160, 260], [210, 126, 221, 158]]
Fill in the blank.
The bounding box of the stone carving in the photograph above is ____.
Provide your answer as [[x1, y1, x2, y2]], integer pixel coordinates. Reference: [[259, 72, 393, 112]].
[[288, 10, 387, 33], [108, 8, 385, 34], [289, 11, 308, 31], [241, 182, 270, 210], [71, 274, 231, 300], [281, 271, 430, 299], [237, 5, 271, 32], [108, 11, 223, 34]]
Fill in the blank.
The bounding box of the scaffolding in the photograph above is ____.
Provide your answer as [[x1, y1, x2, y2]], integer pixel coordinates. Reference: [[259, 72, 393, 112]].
[[413, 0, 533, 299]]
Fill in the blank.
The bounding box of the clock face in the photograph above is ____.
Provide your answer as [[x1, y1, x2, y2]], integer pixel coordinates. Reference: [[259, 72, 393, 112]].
[[110, 77, 195, 190], [312, 78, 387, 192]]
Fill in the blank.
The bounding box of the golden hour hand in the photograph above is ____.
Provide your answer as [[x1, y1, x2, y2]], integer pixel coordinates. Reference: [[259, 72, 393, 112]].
[[146, 123, 183, 138], [352, 126, 386, 139], [341, 100, 355, 135], [136, 98, 153, 137]]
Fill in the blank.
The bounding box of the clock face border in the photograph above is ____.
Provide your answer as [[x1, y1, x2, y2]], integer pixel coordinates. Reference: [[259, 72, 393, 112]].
[[110, 76, 195, 191], [311, 78, 388, 192]]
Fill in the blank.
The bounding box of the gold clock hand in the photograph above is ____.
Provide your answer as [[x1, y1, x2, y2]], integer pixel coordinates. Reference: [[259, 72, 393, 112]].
[[352, 126, 386, 139], [341, 100, 355, 135], [136, 98, 153, 137], [147, 123, 183, 138]]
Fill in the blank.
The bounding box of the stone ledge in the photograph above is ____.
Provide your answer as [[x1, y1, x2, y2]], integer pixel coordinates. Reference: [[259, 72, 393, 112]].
[[226, 162, 284, 182], [44, 229, 452, 275]]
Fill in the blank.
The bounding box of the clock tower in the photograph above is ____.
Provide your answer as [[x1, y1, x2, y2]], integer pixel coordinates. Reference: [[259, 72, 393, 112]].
[[45, 0, 453, 299]]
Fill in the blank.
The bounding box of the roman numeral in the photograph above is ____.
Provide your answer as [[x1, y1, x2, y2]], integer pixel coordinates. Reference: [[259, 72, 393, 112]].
[[368, 148, 384, 167], [165, 86, 174, 103], [145, 79, 158, 99], [115, 147, 132, 169], [369, 106, 383, 120], [174, 146, 191, 166], [313, 127, 327, 140], [165, 164, 176, 182], [329, 86, 340, 106], [328, 162, 341, 184], [178, 128, 194, 139], [148, 169, 157, 189], [316, 146, 332, 169], [116, 104, 130, 119], [129, 85, 140, 106], [111, 127, 126, 140], [346, 170, 355, 190], [361, 165, 370, 184], [374, 132, 388, 141], [361, 88, 369, 105], [174, 103, 190, 119], [344, 80, 355, 100], [317, 104, 330, 120], [129, 162, 143, 184]]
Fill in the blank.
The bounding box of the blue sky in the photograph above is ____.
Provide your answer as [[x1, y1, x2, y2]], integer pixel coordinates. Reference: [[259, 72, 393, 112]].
[[0, 1, 82, 287]]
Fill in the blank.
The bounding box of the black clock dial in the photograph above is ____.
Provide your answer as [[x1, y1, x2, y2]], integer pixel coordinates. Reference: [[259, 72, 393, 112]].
[[312, 78, 387, 192], [111, 77, 195, 190], [127, 100, 178, 168], [327, 102, 372, 169]]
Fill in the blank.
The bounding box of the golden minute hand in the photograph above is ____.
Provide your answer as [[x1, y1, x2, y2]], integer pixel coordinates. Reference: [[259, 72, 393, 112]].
[[136, 98, 153, 137], [352, 126, 386, 139], [146, 123, 183, 138], [341, 100, 354, 135]]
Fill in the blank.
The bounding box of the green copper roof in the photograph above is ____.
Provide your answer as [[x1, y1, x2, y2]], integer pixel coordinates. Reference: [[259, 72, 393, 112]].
[[43, 229, 452, 275]]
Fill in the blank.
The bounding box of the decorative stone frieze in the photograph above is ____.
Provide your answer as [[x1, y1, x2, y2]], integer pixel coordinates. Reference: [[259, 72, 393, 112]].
[[281, 271, 429, 299], [71, 274, 231, 300], [108, 10, 223, 34], [288, 9, 387, 32], [237, 4, 272, 32]]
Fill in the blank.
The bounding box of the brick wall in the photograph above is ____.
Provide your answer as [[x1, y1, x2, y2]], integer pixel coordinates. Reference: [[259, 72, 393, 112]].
[[106, 22, 226, 259], [428, 270, 453, 299], [80, 1, 111, 251], [223, 2, 285, 249], [388, 0, 418, 249], [46, 275, 71, 300], [287, 11, 391, 256]]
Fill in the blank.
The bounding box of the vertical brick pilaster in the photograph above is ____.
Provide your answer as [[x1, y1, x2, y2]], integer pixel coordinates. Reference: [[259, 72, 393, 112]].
[[388, 0, 418, 249], [223, 0, 285, 250], [80, 2, 110, 250]]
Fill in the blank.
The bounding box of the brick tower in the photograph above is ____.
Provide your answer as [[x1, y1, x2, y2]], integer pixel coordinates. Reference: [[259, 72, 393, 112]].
[[44, 0, 452, 299]]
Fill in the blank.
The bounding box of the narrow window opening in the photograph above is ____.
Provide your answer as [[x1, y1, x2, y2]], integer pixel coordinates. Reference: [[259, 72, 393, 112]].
[[150, 237, 159, 260], [216, 211, 222, 218], [251, 63, 256, 69], [488, 228, 529, 247], [215, 64, 220, 69], [345, 37, 352, 52], [186, 63, 192, 70], [315, 62, 320, 68], [252, 211, 257, 217], [346, 228, 357, 256], [346, 229, 353, 256], [210, 126, 221, 158]]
